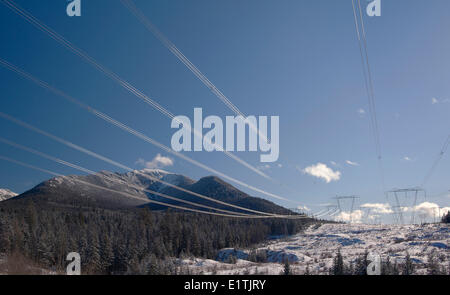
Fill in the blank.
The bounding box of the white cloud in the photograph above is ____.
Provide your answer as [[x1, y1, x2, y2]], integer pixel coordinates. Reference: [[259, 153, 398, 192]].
[[431, 97, 450, 104], [297, 205, 310, 212], [403, 156, 413, 161], [360, 203, 393, 214], [357, 108, 366, 116], [400, 206, 410, 213], [367, 214, 380, 221], [136, 154, 174, 169], [346, 160, 360, 166], [330, 161, 338, 166], [406, 202, 450, 219], [335, 210, 364, 223], [302, 163, 341, 183], [277, 163, 283, 168]]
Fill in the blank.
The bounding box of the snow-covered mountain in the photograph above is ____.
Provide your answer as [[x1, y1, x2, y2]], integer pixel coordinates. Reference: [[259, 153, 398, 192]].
[[7, 169, 293, 214], [0, 189, 18, 201], [12, 169, 192, 209]]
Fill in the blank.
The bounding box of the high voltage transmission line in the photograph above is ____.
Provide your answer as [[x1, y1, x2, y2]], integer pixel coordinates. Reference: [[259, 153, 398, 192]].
[[120, 0, 244, 118], [386, 188, 426, 224], [0, 137, 255, 217], [0, 140, 319, 218], [0, 155, 305, 219], [334, 195, 360, 223], [421, 134, 450, 187], [9, 0, 444, 222], [351, 0, 385, 191], [0, 58, 297, 204], [119, 0, 271, 144], [1, 137, 310, 219], [120, 0, 301, 195], [0, 0, 273, 181], [0, 111, 290, 216]]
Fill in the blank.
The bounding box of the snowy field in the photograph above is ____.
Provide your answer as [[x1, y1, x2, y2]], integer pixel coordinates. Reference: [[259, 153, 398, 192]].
[[178, 223, 450, 275]]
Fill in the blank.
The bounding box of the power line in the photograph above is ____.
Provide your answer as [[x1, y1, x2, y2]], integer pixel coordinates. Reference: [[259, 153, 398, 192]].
[[0, 112, 289, 216], [351, 0, 385, 191], [357, 0, 382, 160], [314, 207, 338, 218], [329, 208, 341, 217], [120, 0, 305, 196], [0, 0, 272, 181], [0, 155, 302, 219], [386, 188, 426, 224], [422, 134, 450, 187], [1, 0, 172, 118], [120, 0, 242, 116], [0, 137, 261, 217], [120, 0, 268, 142], [334, 195, 360, 223], [0, 58, 297, 204]]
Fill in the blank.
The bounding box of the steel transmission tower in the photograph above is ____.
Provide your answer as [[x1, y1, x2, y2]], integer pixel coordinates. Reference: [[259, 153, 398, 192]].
[[333, 195, 360, 223], [386, 188, 426, 224]]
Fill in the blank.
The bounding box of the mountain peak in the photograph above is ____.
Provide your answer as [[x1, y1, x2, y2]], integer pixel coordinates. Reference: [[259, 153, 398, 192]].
[[0, 188, 18, 201], [196, 176, 235, 190], [140, 168, 172, 175]]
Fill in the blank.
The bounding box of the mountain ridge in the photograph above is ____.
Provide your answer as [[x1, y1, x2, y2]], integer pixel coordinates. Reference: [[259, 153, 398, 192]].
[[4, 169, 293, 215]]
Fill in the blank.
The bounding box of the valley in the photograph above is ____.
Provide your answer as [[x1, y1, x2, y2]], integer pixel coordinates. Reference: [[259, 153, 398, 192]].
[[178, 223, 450, 275]]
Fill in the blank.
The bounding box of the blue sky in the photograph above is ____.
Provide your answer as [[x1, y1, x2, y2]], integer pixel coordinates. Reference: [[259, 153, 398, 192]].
[[0, 0, 449, 222]]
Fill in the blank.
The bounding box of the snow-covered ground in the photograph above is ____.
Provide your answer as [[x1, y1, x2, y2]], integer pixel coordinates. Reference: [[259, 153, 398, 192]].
[[178, 223, 449, 275]]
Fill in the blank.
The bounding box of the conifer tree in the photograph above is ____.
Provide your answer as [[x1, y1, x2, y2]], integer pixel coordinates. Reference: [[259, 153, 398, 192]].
[[403, 252, 414, 275], [283, 258, 291, 275], [332, 249, 346, 275]]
